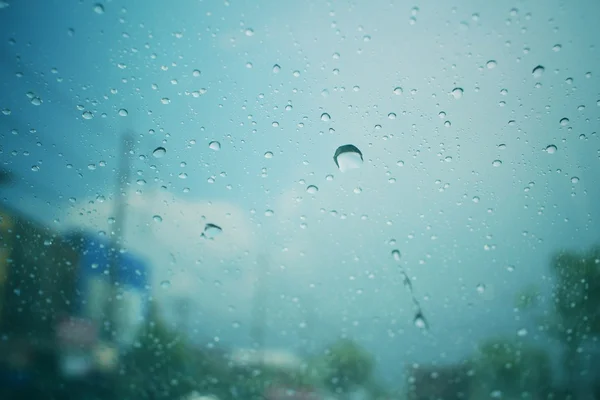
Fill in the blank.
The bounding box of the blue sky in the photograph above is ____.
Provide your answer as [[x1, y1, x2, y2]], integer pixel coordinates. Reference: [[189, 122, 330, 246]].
[[2, 0, 600, 385]]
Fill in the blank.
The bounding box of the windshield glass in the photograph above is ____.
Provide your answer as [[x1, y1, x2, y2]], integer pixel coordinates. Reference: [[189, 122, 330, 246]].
[[1, 1, 600, 399]]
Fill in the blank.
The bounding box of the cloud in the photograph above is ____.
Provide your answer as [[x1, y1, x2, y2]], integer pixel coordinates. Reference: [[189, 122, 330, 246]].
[[61, 188, 261, 324]]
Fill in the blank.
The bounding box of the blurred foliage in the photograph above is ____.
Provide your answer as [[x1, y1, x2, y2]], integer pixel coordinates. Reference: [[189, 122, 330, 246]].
[[117, 303, 240, 400], [470, 338, 552, 398], [319, 338, 375, 393], [550, 246, 600, 344], [515, 284, 540, 311]]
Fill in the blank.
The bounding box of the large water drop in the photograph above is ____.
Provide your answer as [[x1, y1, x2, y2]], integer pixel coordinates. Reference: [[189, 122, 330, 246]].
[[333, 144, 363, 172]]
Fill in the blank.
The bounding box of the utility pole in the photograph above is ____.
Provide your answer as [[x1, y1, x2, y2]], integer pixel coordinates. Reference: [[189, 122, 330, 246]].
[[251, 254, 268, 366], [107, 132, 133, 341]]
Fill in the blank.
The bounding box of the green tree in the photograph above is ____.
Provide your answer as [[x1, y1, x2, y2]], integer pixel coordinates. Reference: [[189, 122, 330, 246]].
[[117, 304, 238, 400], [319, 338, 375, 393], [548, 246, 600, 392], [470, 338, 551, 399]]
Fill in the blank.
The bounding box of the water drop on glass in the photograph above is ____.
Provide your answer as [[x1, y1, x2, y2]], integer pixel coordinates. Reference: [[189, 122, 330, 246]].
[[333, 144, 363, 172], [209, 141, 221, 151], [265, 209, 274, 217], [559, 117, 569, 126], [392, 249, 401, 262], [192, 69, 201, 77], [153, 215, 162, 223], [451, 87, 463, 99], [476, 283, 486, 294], [118, 108, 128, 116], [492, 159, 502, 167], [552, 44, 562, 52], [545, 144, 557, 154], [93, 3, 104, 14], [306, 185, 318, 194], [82, 111, 93, 120], [244, 28, 254, 36], [160, 280, 171, 289], [272, 64, 281, 73], [264, 151, 273, 159], [532, 65, 545, 78], [414, 312, 428, 329], [152, 147, 166, 158], [321, 112, 331, 122], [571, 176, 579, 183], [486, 60, 497, 69], [393, 87, 403, 95], [203, 223, 223, 239]]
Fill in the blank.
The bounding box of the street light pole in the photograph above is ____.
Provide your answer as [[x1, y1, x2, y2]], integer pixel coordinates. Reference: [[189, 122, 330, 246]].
[[107, 132, 133, 340]]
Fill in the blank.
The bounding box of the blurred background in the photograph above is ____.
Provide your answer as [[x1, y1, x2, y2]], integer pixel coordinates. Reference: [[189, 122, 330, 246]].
[[1, 0, 600, 399]]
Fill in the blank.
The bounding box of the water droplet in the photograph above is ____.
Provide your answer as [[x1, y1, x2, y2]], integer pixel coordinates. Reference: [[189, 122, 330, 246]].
[[31, 165, 40, 172], [152, 147, 166, 158], [244, 28, 254, 36], [559, 117, 569, 126], [545, 144, 557, 154], [30, 97, 42, 106], [506, 265, 515, 272], [160, 280, 171, 289], [451, 87, 463, 99], [391, 249, 401, 262], [118, 108, 128, 116], [472, 196, 480, 203], [321, 112, 331, 122], [161, 97, 171, 104], [517, 328, 528, 337], [265, 209, 274, 217], [209, 141, 221, 151], [388, 112, 396, 120], [476, 283, 486, 294], [202, 223, 223, 239], [414, 312, 428, 329], [353, 187, 362, 194], [492, 159, 502, 167], [333, 144, 363, 172], [292, 70, 300, 77], [82, 111, 93, 120], [192, 69, 201, 77], [552, 44, 562, 52], [272, 64, 281, 73], [325, 174, 334, 181], [393, 87, 403, 95], [306, 185, 318, 194], [532, 65, 545, 78], [153, 215, 162, 223], [486, 60, 497, 69], [498, 143, 507, 150], [264, 151, 273, 159], [571, 176, 579, 184], [93, 3, 104, 14]]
